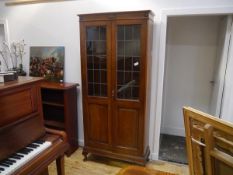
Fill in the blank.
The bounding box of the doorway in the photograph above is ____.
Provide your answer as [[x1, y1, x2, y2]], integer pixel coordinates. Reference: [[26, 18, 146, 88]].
[[159, 15, 229, 164]]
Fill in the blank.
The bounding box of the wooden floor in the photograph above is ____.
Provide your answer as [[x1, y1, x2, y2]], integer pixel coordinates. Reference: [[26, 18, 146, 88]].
[[48, 149, 189, 175]]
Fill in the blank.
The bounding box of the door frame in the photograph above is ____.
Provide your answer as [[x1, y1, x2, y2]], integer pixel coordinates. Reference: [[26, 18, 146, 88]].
[[150, 7, 233, 160]]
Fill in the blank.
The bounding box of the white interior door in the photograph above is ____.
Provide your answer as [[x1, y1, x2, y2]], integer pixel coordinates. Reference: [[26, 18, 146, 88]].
[[161, 16, 220, 136], [210, 16, 233, 117]]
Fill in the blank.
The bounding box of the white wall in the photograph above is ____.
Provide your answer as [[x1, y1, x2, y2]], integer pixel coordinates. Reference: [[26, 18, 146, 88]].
[[161, 16, 221, 136], [0, 0, 233, 159]]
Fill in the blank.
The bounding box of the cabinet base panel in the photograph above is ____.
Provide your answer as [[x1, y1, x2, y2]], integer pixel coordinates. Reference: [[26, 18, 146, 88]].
[[82, 146, 150, 165]]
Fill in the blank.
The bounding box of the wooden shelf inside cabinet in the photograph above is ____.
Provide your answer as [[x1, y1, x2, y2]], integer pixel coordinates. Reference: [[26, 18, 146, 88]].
[[40, 81, 79, 156], [45, 120, 65, 129], [42, 101, 64, 107]]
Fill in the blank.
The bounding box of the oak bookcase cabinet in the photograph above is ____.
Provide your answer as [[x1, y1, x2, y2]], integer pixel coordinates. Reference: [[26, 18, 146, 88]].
[[79, 10, 154, 164], [40, 81, 79, 156]]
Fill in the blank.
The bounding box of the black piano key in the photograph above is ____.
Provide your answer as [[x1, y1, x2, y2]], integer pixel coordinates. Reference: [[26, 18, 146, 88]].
[[19, 148, 33, 154], [27, 143, 39, 148], [34, 140, 45, 144], [18, 150, 29, 155], [25, 148, 33, 152], [18, 151, 28, 155], [6, 159, 16, 163], [15, 153, 24, 158], [2, 160, 13, 165], [0, 163, 10, 167], [0, 167, 4, 171], [10, 155, 21, 160]]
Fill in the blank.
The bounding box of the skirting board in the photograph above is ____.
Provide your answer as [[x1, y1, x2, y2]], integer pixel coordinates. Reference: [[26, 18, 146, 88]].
[[78, 139, 84, 147], [161, 127, 185, 137], [150, 152, 159, 160]]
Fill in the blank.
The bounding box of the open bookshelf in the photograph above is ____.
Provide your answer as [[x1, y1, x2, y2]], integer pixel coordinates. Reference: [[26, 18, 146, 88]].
[[40, 81, 79, 156]]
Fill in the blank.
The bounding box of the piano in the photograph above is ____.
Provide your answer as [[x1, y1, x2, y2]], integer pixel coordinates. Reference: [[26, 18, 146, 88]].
[[0, 77, 69, 175]]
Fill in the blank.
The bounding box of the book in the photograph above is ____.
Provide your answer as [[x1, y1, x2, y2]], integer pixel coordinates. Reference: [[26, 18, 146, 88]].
[[7, 71, 18, 80], [0, 72, 17, 83]]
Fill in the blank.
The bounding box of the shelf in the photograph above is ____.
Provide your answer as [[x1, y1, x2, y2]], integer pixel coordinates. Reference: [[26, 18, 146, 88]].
[[42, 101, 64, 107], [45, 120, 65, 129], [41, 81, 78, 155]]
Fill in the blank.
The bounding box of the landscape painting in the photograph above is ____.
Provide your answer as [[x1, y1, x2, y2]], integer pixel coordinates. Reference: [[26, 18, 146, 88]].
[[30, 46, 64, 82]]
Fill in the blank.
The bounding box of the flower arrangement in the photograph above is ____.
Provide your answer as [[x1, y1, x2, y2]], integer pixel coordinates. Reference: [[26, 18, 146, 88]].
[[0, 40, 26, 75]]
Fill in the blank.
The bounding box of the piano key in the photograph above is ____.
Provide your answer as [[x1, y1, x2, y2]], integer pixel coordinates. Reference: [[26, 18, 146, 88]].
[[18, 151, 28, 155], [34, 140, 45, 144], [0, 168, 4, 171], [0, 163, 10, 167], [2, 161, 13, 165], [0, 141, 51, 175], [2, 162, 12, 166], [27, 143, 39, 148], [22, 148, 33, 152], [18, 148, 33, 155], [15, 154, 24, 158], [9, 156, 20, 160], [6, 159, 16, 163]]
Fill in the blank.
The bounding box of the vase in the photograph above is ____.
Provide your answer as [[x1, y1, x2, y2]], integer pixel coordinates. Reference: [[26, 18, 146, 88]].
[[18, 64, 26, 76]]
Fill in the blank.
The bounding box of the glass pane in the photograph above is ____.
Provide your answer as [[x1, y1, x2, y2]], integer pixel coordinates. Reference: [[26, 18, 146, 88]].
[[86, 41, 93, 55], [125, 26, 133, 40], [116, 24, 141, 100], [117, 56, 124, 70], [100, 27, 106, 40], [86, 26, 107, 97], [100, 56, 107, 69], [94, 70, 99, 83], [87, 70, 93, 82], [117, 26, 124, 40], [93, 41, 106, 55], [133, 57, 140, 71], [117, 41, 124, 56], [125, 57, 132, 71], [87, 56, 94, 69], [87, 27, 98, 40], [117, 71, 124, 85], [100, 84, 107, 96], [100, 70, 107, 83]]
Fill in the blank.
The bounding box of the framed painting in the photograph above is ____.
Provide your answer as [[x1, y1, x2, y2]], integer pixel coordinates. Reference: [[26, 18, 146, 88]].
[[30, 46, 64, 82]]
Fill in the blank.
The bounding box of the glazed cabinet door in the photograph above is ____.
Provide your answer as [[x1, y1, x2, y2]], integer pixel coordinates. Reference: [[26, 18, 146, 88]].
[[111, 20, 147, 155], [80, 21, 112, 150]]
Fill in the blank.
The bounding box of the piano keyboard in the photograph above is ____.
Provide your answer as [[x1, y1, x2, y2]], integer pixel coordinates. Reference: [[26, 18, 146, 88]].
[[0, 140, 52, 175]]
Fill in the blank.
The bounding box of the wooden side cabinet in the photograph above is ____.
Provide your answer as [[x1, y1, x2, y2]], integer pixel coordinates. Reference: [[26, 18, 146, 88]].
[[40, 81, 79, 156], [79, 10, 154, 165]]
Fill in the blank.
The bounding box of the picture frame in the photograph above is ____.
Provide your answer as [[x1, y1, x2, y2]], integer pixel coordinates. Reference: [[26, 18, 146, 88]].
[[30, 46, 65, 82]]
